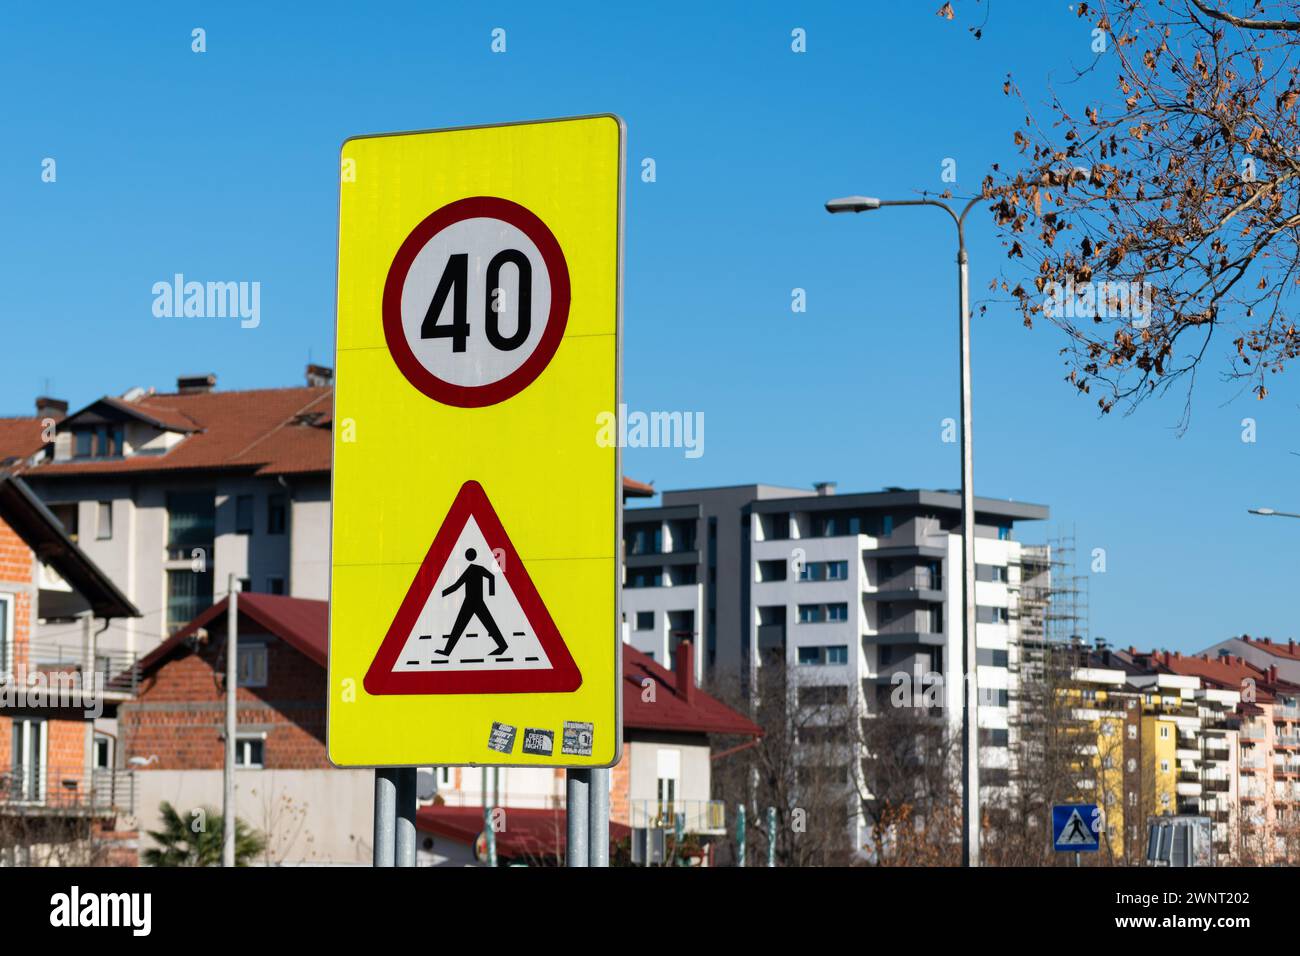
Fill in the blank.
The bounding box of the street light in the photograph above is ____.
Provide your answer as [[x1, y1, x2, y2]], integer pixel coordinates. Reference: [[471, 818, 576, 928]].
[[826, 192, 983, 868], [1249, 507, 1300, 519]]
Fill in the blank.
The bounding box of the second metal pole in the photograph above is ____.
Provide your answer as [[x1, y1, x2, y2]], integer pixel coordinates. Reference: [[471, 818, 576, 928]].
[[588, 767, 609, 866], [373, 768, 397, 866], [566, 769, 590, 867], [222, 575, 238, 868], [395, 767, 417, 866]]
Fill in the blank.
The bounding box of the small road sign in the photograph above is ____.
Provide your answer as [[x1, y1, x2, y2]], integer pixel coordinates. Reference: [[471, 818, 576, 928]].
[[1052, 804, 1101, 852], [329, 115, 623, 769]]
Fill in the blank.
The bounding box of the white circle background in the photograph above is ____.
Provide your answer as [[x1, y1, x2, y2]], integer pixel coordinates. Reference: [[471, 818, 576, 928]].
[[399, 217, 553, 389]]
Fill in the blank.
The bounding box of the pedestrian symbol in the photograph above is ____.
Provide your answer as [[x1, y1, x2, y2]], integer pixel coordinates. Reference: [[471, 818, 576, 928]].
[[364, 480, 582, 695], [1052, 804, 1100, 851]]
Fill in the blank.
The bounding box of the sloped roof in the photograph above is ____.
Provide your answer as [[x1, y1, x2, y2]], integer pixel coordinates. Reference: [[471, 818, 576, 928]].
[[1153, 650, 1300, 702], [0, 416, 46, 467], [622, 644, 762, 736], [140, 595, 762, 738], [12, 383, 653, 495], [417, 805, 630, 861], [138, 592, 327, 674], [30, 387, 333, 478], [0, 474, 140, 619], [1238, 635, 1300, 661]]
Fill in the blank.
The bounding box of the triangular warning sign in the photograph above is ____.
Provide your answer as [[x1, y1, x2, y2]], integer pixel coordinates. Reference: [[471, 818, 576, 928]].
[[364, 480, 582, 695], [1056, 808, 1097, 846]]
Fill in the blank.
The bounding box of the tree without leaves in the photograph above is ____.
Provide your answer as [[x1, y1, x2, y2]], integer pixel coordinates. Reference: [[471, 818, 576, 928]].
[[948, 1, 1300, 425]]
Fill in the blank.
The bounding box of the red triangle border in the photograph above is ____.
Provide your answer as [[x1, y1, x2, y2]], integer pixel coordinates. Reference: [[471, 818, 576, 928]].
[[363, 480, 582, 695]]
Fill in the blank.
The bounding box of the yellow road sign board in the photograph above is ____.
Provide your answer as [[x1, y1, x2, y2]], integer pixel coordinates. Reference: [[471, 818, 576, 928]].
[[328, 115, 623, 768]]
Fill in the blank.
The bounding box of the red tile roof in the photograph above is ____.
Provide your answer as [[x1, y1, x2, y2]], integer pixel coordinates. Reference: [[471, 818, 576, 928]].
[[1150, 649, 1300, 702], [416, 805, 630, 861], [9, 383, 652, 495], [622, 644, 761, 736], [141, 595, 761, 738], [139, 592, 327, 674], [29, 387, 333, 479], [0, 415, 46, 466]]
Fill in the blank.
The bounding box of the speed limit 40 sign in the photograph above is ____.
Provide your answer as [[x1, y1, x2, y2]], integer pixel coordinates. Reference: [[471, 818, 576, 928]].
[[329, 115, 623, 769]]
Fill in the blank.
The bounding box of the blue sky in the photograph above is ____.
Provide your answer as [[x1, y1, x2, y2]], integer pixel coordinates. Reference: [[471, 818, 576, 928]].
[[1, 2, 1295, 652]]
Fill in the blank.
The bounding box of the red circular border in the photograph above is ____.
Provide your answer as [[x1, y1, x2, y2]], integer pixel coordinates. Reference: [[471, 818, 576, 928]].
[[382, 196, 571, 408]]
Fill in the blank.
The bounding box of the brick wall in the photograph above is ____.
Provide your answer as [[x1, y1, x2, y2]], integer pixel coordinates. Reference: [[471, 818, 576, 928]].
[[0, 519, 34, 585], [120, 627, 329, 771]]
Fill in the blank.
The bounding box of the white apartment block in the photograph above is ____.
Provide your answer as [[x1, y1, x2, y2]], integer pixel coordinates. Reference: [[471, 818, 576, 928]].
[[622, 482, 1050, 851]]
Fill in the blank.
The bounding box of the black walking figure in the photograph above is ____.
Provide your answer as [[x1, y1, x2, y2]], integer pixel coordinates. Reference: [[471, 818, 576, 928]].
[[1064, 814, 1090, 843], [437, 548, 509, 657]]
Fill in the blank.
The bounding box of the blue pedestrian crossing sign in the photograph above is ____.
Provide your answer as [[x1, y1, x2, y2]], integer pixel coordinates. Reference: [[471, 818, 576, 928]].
[[1052, 804, 1100, 852]]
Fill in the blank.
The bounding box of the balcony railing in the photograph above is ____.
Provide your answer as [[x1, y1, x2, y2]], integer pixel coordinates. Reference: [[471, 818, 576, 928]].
[[629, 799, 726, 834], [0, 766, 134, 815], [1, 640, 140, 698]]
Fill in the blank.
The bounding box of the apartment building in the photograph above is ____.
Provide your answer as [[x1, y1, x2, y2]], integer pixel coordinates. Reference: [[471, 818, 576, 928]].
[[623, 482, 1050, 852], [1158, 650, 1300, 863]]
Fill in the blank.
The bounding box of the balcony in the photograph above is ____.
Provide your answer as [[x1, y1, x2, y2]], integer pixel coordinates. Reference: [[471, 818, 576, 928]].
[[629, 799, 726, 834], [1, 641, 140, 700], [0, 767, 134, 816], [1277, 735, 1300, 750]]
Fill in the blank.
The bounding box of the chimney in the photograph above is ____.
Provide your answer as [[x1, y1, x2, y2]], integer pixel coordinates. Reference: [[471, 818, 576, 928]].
[[306, 364, 334, 387], [1163, 650, 1172, 666], [1269, 665, 1279, 683], [675, 639, 695, 704], [813, 481, 837, 497], [1290, 639, 1296, 654], [1264, 636, 1272, 645], [35, 396, 67, 421], [177, 373, 216, 394]]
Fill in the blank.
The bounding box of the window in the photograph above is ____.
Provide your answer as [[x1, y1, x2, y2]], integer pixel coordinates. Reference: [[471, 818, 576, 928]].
[[635, 611, 654, 631], [1159, 725, 1170, 739], [997, 526, 1011, 541], [975, 564, 1007, 583], [1129, 791, 1137, 807], [238, 577, 251, 594], [827, 560, 848, 581], [1127, 725, 1137, 740], [797, 685, 846, 707], [235, 495, 254, 534], [656, 749, 681, 818], [798, 645, 849, 666], [0, 593, 11, 675], [71, 424, 124, 459], [96, 501, 112, 539], [976, 605, 1008, 625], [878, 601, 895, 625], [881, 514, 894, 537], [234, 735, 265, 769], [93, 734, 112, 770], [166, 569, 214, 633], [626, 568, 663, 588], [267, 495, 287, 535], [238, 644, 268, 687], [266, 576, 285, 596], [10, 719, 47, 802], [1160, 760, 1170, 772], [166, 492, 215, 554], [798, 603, 847, 624]]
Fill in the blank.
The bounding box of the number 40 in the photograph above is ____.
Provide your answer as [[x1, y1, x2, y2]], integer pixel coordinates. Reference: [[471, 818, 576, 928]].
[[422, 250, 532, 352]]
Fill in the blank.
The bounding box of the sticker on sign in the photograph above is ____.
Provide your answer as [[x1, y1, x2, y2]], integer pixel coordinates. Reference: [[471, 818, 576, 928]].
[[383, 196, 571, 408]]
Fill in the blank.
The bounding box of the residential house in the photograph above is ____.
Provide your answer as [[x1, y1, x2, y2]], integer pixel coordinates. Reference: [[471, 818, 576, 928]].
[[0, 473, 140, 865]]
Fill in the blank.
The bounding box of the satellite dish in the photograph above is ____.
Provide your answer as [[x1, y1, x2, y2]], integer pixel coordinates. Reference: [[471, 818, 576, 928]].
[[416, 770, 438, 801]]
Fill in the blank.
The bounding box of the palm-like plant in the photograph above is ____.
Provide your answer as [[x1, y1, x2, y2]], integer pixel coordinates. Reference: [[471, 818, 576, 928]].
[[143, 801, 267, 866]]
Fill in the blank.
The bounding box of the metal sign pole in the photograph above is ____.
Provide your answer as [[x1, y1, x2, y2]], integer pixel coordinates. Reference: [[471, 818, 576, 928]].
[[566, 769, 590, 867], [222, 576, 238, 868], [373, 768, 397, 867], [395, 767, 417, 866], [588, 767, 609, 866]]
